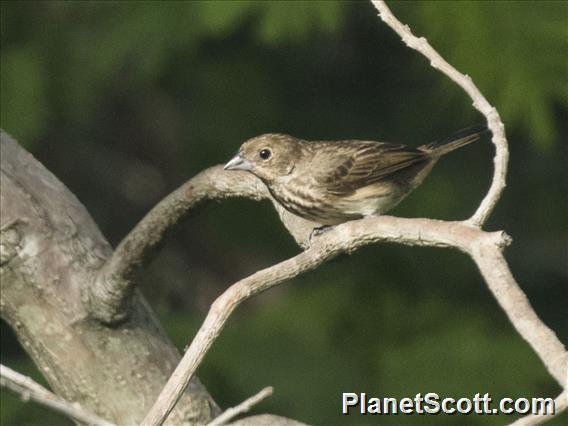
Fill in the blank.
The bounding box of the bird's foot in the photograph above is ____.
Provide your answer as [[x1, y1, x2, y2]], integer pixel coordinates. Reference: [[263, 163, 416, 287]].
[[309, 225, 333, 241]]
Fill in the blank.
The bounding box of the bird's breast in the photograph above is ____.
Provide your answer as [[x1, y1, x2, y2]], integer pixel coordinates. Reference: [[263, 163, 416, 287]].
[[267, 178, 361, 225]]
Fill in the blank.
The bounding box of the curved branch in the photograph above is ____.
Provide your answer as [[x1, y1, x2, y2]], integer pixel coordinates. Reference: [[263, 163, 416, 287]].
[[1, 131, 221, 424], [90, 167, 266, 323], [90, 166, 319, 323], [371, 0, 509, 227]]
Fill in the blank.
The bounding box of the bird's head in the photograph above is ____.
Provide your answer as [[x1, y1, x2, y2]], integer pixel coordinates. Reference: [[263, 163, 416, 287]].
[[224, 134, 303, 182]]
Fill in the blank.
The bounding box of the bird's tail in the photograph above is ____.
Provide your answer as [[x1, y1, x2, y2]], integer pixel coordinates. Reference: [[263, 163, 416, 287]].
[[420, 124, 490, 156]]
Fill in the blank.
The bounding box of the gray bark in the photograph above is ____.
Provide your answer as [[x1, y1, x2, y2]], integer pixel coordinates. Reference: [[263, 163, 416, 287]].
[[0, 131, 220, 425]]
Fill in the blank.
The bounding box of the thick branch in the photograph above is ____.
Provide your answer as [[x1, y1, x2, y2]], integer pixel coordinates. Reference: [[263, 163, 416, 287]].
[[1, 131, 220, 425], [90, 167, 266, 323], [141, 216, 566, 425], [371, 0, 509, 227], [0, 364, 114, 426]]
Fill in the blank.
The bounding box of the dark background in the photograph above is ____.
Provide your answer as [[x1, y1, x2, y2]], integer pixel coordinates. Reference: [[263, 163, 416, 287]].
[[1, 1, 566, 425]]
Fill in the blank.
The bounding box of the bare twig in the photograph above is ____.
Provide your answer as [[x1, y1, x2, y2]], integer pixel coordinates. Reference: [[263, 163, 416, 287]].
[[509, 390, 568, 426], [370, 0, 509, 228], [0, 364, 114, 426], [207, 386, 274, 426]]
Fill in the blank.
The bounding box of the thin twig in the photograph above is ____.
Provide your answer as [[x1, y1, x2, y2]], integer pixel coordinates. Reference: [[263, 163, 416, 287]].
[[207, 387, 274, 426], [0, 364, 114, 426], [370, 0, 509, 227]]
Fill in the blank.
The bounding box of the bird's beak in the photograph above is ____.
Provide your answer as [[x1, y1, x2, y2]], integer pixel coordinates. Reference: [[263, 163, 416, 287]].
[[224, 154, 253, 171]]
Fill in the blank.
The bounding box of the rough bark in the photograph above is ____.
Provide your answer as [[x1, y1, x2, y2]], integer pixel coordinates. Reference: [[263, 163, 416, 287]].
[[0, 131, 220, 425]]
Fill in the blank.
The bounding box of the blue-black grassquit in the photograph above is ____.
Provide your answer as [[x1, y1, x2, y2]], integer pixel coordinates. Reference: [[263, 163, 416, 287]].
[[224, 126, 489, 225]]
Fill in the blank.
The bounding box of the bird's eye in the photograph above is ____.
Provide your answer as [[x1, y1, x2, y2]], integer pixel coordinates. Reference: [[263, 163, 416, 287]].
[[259, 148, 272, 160]]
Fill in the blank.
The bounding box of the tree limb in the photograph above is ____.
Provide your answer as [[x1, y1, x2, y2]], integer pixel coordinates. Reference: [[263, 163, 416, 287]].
[[0, 364, 115, 426], [1, 131, 221, 425], [89, 167, 267, 323], [140, 214, 567, 425], [90, 165, 320, 324]]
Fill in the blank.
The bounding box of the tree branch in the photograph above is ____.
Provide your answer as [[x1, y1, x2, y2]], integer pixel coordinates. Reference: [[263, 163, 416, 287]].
[[370, 0, 509, 228], [0, 364, 114, 426], [2, 131, 221, 425], [140, 215, 567, 425], [90, 167, 267, 323], [207, 387, 273, 426], [90, 166, 319, 324], [470, 244, 567, 385]]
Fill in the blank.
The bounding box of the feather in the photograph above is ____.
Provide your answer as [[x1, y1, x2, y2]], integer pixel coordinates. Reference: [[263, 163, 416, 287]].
[[318, 142, 429, 195]]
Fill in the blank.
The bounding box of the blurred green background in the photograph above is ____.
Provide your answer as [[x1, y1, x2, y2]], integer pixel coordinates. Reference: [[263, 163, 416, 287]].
[[1, 1, 566, 425]]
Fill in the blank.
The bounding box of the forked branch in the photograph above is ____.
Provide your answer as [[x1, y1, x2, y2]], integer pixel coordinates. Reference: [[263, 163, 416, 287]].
[[140, 215, 566, 425]]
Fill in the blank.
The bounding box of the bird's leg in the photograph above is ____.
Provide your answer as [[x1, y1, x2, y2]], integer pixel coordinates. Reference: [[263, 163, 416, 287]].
[[309, 225, 333, 240]]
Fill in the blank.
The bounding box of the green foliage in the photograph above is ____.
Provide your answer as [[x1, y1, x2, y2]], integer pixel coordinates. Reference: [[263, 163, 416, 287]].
[[0, 46, 48, 146], [0, 1, 344, 145], [397, 1, 568, 148], [255, 1, 344, 43], [1, 1, 565, 147]]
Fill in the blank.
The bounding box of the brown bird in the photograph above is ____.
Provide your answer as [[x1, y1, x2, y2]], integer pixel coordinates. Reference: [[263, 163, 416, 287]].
[[224, 125, 489, 226]]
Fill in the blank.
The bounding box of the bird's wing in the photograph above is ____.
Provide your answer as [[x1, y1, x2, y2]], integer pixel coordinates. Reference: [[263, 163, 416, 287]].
[[321, 142, 429, 195]]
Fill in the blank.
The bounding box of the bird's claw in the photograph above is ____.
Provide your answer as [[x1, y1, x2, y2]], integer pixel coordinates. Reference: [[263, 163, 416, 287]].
[[309, 225, 333, 241]]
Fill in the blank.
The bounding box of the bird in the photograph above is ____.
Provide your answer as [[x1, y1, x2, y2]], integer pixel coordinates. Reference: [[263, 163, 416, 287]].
[[224, 125, 489, 227]]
